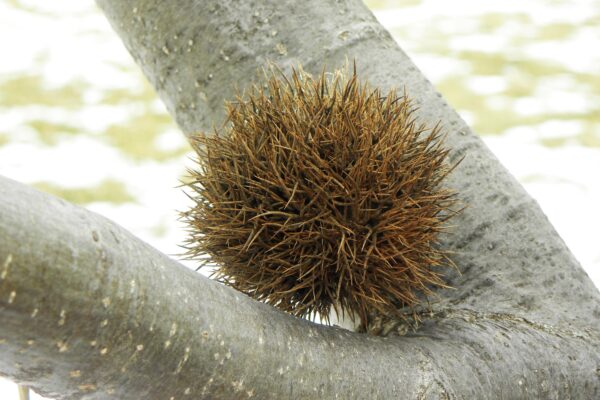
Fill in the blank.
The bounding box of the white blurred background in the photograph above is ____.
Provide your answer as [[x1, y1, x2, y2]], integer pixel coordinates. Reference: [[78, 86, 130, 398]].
[[0, 0, 598, 398]]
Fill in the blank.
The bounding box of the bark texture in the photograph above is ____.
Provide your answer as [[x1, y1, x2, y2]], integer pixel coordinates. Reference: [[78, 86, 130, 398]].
[[1, 176, 599, 399], [0, 0, 599, 398]]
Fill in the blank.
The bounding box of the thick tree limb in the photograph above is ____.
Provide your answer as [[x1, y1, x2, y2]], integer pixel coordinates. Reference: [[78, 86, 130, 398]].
[[0, 0, 599, 398], [1, 175, 599, 399]]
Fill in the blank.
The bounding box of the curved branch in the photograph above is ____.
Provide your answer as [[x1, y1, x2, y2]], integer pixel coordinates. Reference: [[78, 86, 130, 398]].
[[1, 175, 599, 399], [0, 0, 598, 398]]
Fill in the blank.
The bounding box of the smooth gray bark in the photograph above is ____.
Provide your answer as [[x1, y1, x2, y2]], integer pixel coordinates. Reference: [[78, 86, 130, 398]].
[[1, 175, 599, 399], [0, 0, 599, 398]]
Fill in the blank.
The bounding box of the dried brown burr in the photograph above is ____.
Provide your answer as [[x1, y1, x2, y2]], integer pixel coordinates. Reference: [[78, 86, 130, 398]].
[[183, 66, 461, 330]]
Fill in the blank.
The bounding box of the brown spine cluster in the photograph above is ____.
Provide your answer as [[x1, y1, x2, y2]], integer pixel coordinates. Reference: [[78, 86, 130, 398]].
[[183, 66, 460, 330]]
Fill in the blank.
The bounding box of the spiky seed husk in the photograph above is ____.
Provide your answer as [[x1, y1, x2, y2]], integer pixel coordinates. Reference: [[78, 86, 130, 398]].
[[183, 66, 460, 329]]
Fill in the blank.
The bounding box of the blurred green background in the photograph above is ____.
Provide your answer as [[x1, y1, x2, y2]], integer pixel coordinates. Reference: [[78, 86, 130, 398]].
[[0, 0, 598, 397]]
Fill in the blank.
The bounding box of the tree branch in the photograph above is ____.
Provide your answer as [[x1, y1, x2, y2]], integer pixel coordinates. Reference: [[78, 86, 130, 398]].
[[1, 176, 599, 399], [0, 0, 598, 398]]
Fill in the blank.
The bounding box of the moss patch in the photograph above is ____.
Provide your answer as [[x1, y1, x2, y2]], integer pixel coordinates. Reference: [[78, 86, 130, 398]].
[[479, 13, 531, 33], [32, 179, 135, 205], [539, 137, 568, 148], [0, 75, 85, 108], [456, 52, 508, 75], [455, 51, 566, 77], [104, 112, 189, 160], [536, 23, 576, 40], [509, 59, 567, 77], [574, 72, 600, 93], [101, 77, 158, 105], [28, 120, 80, 145], [577, 129, 600, 148], [436, 76, 517, 135], [435, 75, 597, 137]]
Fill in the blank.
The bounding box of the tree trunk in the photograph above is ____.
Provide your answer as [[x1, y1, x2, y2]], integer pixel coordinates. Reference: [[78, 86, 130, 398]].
[[0, 0, 599, 398]]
